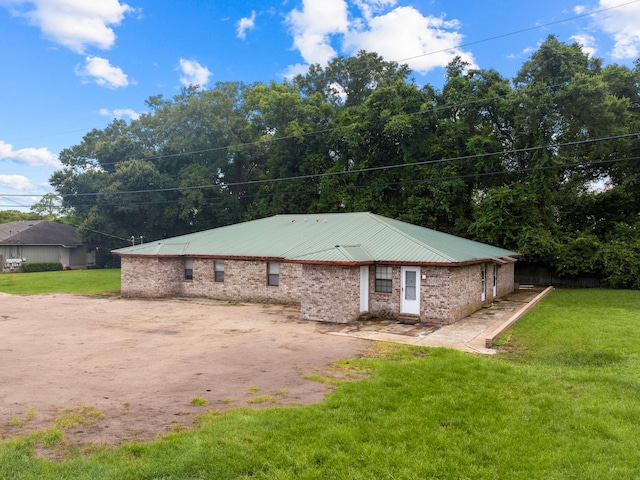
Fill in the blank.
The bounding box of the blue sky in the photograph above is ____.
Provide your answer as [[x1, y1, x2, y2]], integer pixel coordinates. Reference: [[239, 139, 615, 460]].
[[1, 0, 640, 210]]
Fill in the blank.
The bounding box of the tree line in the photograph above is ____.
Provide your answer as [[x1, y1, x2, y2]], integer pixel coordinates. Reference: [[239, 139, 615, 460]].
[[43, 36, 640, 287]]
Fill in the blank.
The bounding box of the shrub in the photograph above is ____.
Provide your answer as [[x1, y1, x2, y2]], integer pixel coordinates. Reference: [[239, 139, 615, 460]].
[[21, 262, 63, 273], [598, 241, 640, 289]]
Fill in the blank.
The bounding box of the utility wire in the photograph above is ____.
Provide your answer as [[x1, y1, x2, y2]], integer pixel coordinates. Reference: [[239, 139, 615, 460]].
[[55, 76, 630, 171], [82, 77, 560, 167], [394, 0, 640, 65], [1, 131, 634, 198], [55, 155, 640, 209]]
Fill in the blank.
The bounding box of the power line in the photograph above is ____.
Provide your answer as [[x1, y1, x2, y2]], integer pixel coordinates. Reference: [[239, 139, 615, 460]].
[[394, 0, 640, 66], [21, 149, 639, 207], [24, 71, 554, 164], [0, 196, 29, 208], [54, 155, 640, 209], [57, 76, 629, 172], [1, 131, 632, 199]]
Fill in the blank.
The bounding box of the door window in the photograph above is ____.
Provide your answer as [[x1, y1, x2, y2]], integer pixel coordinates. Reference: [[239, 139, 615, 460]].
[[405, 270, 416, 300]]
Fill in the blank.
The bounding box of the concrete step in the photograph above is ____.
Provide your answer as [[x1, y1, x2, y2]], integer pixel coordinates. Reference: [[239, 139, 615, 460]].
[[397, 314, 420, 325]]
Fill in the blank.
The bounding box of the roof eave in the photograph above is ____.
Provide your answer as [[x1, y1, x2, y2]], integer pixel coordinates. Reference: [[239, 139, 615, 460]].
[[114, 254, 518, 267]]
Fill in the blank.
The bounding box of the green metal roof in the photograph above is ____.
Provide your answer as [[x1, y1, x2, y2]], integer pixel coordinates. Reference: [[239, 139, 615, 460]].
[[113, 212, 519, 265]]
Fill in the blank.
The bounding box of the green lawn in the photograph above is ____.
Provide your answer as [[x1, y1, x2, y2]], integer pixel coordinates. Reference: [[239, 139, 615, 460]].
[[1, 289, 639, 479], [0, 269, 120, 295]]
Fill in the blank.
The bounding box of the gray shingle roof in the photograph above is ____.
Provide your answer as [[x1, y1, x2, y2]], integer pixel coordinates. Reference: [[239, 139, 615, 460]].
[[113, 212, 519, 265], [0, 220, 81, 247]]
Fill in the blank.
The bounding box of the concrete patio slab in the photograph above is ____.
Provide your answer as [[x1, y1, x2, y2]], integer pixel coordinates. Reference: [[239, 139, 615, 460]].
[[320, 286, 553, 355]]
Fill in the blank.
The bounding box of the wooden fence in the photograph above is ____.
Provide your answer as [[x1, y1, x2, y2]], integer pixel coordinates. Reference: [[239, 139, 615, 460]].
[[515, 262, 602, 288]]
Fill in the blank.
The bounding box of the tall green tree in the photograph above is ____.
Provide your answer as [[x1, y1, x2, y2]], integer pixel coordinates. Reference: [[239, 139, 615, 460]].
[[317, 79, 436, 219], [242, 80, 336, 217], [294, 51, 412, 107]]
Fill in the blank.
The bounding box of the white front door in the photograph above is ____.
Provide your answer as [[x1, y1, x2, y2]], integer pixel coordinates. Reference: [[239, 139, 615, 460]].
[[401, 266, 420, 315], [359, 266, 369, 312]]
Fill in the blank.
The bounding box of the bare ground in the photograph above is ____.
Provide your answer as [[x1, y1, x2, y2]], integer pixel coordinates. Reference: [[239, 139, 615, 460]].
[[0, 293, 368, 450]]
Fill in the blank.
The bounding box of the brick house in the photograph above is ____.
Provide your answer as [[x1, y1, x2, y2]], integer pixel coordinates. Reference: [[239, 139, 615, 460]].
[[113, 212, 519, 325]]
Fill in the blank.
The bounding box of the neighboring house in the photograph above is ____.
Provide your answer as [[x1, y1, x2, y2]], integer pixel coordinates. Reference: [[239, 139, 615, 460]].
[[0, 220, 94, 271], [114, 212, 519, 325]]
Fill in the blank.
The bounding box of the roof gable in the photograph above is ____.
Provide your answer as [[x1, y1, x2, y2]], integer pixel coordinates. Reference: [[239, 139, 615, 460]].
[[114, 213, 518, 265]]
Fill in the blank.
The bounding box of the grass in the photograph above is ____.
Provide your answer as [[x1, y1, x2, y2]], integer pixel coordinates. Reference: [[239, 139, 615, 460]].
[[1, 289, 639, 478], [0, 269, 120, 295], [246, 395, 277, 404], [51, 407, 103, 430]]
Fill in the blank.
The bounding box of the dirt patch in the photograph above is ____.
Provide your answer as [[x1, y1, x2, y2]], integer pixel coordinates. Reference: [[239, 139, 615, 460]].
[[0, 293, 368, 449]]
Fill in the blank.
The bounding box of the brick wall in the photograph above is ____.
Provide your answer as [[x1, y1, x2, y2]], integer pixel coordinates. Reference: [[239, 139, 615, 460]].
[[369, 265, 400, 320], [497, 262, 515, 297], [300, 264, 360, 323], [121, 257, 182, 297], [421, 266, 452, 324], [447, 263, 515, 324], [369, 265, 458, 325], [448, 265, 484, 324], [121, 257, 516, 325], [121, 257, 302, 305]]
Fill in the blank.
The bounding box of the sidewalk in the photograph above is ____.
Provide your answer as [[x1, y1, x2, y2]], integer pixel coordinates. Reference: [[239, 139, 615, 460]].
[[320, 287, 554, 355]]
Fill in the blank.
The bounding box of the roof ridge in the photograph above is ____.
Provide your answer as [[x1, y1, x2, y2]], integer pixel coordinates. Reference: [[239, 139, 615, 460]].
[[366, 213, 458, 263]]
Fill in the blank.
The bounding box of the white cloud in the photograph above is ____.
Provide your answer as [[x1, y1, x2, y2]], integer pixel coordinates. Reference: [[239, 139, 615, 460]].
[[284, 1, 475, 76], [286, 0, 350, 66], [570, 33, 597, 57], [76, 56, 129, 89], [344, 6, 476, 74], [0, 0, 133, 53], [281, 62, 312, 80], [178, 58, 212, 87], [590, 0, 640, 59], [353, 0, 397, 21], [237, 10, 257, 39], [0, 140, 60, 168], [99, 108, 141, 121], [574, 5, 586, 15], [0, 174, 32, 191]]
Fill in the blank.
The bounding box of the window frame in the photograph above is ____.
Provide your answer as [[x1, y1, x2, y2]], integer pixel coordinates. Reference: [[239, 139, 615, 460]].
[[375, 265, 392, 293], [214, 260, 225, 283], [267, 261, 280, 286], [184, 258, 194, 281]]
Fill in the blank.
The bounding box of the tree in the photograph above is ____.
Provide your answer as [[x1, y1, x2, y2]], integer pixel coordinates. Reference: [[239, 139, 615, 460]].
[[46, 46, 640, 287], [30, 194, 67, 221], [316, 79, 437, 220], [242, 80, 336, 217], [294, 50, 412, 107], [0, 210, 41, 223]]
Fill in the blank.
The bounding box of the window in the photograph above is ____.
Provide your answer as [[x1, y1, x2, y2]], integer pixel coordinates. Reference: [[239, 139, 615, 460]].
[[375, 265, 392, 293], [267, 262, 280, 286], [481, 264, 486, 299], [214, 260, 224, 282], [184, 258, 193, 280]]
